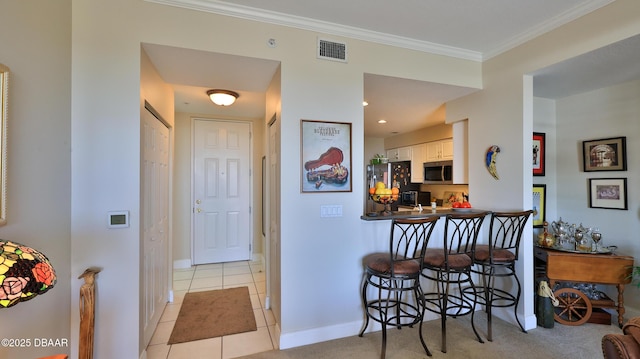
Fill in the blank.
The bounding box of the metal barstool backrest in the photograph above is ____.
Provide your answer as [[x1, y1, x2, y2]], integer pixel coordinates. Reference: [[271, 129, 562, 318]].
[[389, 217, 439, 276], [487, 210, 533, 262], [443, 212, 489, 258]]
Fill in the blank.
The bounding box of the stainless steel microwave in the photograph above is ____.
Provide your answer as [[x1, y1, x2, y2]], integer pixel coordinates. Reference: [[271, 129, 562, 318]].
[[423, 160, 453, 184]]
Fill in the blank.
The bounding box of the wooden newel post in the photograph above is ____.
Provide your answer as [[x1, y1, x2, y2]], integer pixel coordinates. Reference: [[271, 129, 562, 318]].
[[78, 267, 101, 359]]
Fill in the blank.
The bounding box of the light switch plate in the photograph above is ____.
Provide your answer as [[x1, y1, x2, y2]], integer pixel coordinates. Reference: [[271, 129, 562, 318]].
[[321, 205, 342, 217]]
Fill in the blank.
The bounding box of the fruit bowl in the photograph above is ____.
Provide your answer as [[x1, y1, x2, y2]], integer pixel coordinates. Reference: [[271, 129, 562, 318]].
[[451, 201, 473, 212], [370, 194, 396, 204], [368, 182, 399, 215], [370, 194, 397, 215]]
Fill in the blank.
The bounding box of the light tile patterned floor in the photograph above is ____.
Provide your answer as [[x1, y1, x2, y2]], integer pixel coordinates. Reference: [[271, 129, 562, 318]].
[[146, 260, 277, 359]]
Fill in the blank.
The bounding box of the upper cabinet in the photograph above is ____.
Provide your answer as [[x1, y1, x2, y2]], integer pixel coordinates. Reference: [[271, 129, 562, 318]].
[[441, 139, 453, 159], [386, 146, 412, 162], [387, 140, 451, 182], [425, 138, 453, 162], [409, 143, 426, 183]]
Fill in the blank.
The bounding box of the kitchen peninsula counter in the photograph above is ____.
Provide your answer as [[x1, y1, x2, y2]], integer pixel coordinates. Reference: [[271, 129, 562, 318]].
[[359, 207, 490, 324], [360, 208, 487, 221], [359, 207, 537, 330]]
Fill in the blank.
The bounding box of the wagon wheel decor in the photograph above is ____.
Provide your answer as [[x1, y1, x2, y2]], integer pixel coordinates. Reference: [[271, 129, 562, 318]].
[[553, 287, 592, 326]]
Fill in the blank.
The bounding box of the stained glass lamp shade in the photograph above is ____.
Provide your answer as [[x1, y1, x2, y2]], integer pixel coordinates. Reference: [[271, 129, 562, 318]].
[[0, 240, 56, 308]]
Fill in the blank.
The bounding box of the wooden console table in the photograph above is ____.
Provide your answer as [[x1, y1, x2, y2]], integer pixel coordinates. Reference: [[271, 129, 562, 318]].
[[534, 246, 634, 327]]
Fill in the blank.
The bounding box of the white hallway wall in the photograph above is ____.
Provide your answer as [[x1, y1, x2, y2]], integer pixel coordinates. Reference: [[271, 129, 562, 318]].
[[0, 2, 72, 359]]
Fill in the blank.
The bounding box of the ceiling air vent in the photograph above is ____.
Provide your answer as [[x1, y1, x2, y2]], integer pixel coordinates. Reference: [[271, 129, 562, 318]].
[[317, 38, 347, 62]]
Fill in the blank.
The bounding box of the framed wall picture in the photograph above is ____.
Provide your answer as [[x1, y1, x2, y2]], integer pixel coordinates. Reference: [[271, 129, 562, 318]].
[[300, 120, 352, 193], [582, 136, 627, 172], [588, 178, 627, 210], [533, 132, 545, 176], [532, 184, 546, 227]]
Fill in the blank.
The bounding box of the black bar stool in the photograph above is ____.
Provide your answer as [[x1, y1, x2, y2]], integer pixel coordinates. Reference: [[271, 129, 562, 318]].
[[468, 210, 533, 341], [359, 216, 440, 359], [421, 211, 489, 353]]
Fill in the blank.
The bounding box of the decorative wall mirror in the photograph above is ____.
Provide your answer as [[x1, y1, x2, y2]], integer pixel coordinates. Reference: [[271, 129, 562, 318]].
[[0, 63, 8, 225]]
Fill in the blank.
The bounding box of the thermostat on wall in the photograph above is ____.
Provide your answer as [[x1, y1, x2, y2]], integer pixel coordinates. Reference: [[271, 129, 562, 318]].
[[108, 211, 129, 228]]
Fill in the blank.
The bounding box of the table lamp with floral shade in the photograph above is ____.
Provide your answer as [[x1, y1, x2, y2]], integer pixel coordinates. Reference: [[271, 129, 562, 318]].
[[0, 239, 57, 308]]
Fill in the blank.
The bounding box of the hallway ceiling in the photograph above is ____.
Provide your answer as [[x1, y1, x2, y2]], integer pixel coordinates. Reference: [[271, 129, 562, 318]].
[[144, 0, 640, 138]]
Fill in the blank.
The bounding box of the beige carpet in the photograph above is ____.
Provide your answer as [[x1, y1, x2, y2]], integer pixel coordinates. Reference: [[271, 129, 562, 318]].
[[236, 314, 622, 358], [168, 286, 257, 344]]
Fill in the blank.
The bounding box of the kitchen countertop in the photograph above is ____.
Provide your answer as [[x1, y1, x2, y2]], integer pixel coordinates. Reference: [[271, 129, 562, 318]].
[[360, 208, 488, 221], [397, 204, 446, 211]]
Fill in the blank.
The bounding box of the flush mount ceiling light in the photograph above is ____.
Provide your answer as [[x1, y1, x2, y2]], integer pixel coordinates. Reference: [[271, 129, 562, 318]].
[[207, 89, 239, 106]]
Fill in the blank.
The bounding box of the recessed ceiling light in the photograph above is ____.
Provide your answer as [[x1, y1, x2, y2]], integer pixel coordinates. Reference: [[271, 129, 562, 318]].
[[378, 119, 387, 124]]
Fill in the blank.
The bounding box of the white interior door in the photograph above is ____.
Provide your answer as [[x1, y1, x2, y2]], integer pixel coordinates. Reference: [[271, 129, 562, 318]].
[[193, 119, 252, 264], [141, 107, 170, 347]]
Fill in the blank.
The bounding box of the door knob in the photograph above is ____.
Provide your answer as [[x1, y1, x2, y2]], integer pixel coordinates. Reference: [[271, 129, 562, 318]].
[[196, 208, 202, 213], [195, 199, 201, 204]]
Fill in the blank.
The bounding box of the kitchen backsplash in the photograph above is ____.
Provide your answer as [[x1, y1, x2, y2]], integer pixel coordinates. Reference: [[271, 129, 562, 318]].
[[421, 184, 469, 203]]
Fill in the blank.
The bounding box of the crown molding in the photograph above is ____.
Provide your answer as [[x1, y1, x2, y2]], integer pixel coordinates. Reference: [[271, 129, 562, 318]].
[[482, 0, 615, 60], [145, 0, 483, 61], [146, 0, 614, 62]]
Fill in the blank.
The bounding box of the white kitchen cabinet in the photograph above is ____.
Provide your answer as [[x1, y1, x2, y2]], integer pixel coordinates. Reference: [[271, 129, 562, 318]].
[[386, 146, 412, 162], [385, 149, 396, 161], [425, 139, 453, 162], [425, 141, 440, 162], [410, 143, 426, 183], [441, 139, 453, 160]]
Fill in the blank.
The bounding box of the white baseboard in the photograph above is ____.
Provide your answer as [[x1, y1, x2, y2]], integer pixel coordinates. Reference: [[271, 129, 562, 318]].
[[523, 313, 538, 330], [486, 306, 537, 331], [279, 320, 366, 350], [173, 258, 192, 269], [278, 311, 438, 350]]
